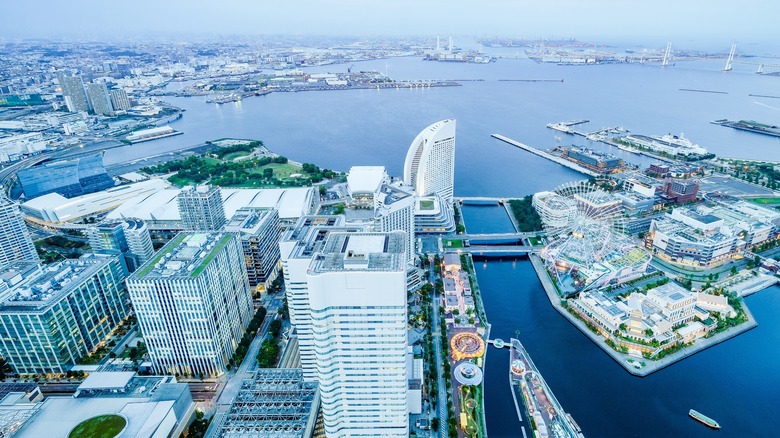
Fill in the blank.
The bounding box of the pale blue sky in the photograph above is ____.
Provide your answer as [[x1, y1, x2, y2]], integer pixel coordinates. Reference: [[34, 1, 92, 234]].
[[3, 0, 778, 45]]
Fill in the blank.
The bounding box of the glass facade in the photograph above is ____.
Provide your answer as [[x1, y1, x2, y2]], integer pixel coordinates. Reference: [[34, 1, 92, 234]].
[[17, 153, 114, 199]]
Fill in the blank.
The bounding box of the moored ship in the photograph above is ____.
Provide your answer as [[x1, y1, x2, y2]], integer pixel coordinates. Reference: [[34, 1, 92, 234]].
[[689, 409, 721, 429]]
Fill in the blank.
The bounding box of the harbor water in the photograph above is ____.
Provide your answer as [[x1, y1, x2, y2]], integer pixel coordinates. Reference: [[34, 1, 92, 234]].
[[104, 54, 780, 437]]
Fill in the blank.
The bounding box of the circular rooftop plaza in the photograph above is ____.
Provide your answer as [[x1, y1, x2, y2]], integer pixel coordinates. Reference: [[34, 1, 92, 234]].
[[68, 414, 127, 438], [454, 362, 484, 386], [450, 332, 486, 361]]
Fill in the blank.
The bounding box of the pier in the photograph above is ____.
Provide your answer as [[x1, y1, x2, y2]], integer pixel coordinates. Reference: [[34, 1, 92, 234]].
[[510, 338, 583, 438], [492, 134, 599, 177]]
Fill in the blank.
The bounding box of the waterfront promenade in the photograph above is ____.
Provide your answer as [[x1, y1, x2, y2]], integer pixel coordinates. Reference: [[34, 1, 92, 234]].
[[528, 254, 759, 377]]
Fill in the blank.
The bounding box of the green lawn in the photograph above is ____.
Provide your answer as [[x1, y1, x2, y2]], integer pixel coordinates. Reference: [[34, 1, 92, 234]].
[[749, 197, 780, 205], [444, 239, 464, 248], [419, 199, 435, 210], [223, 150, 252, 161], [247, 162, 303, 178], [69, 415, 126, 438]]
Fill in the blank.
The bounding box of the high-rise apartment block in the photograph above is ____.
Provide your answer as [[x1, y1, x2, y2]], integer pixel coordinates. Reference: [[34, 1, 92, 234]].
[[306, 231, 409, 437], [58, 75, 90, 113], [177, 185, 226, 231], [127, 232, 253, 376], [0, 255, 128, 374], [87, 219, 155, 272], [85, 82, 114, 116], [109, 88, 131, 111], [404, 118, 456, 202], [0, 196, 40, 269], [224, 207, 281, 291]]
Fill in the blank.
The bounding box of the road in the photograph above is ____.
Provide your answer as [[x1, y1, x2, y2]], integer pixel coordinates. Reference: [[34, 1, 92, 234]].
[[429, 257, 448, 438]]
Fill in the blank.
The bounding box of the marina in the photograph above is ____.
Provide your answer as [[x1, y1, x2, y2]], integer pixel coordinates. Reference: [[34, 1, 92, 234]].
[[509, 338, 583, 438]]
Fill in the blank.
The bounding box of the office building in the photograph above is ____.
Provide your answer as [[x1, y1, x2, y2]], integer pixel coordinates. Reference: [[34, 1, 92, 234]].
[[404, 119, 456, 202], [224, 207, 281, 291], [0, 196, 39, 269], [279, 216, 363, 382], [17, 153, 114, 199], [662, 178, 699, 204], [127, 232, 253, 377], [87, 219, 155, 272], [109, 88, 131, 111], [0, 255, 128, 374], [177, 185, 226, 231], [306, 232, 409, 437], [85, 82, 114, 116], [58, 75, 89, 113]]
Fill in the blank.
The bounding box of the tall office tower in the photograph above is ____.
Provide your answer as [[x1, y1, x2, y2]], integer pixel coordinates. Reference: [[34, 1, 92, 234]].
[[0, 196, 40, 269], [279, 216, 363, 381], [306, 232, 409, 437], [0, 255, 128, 374], [375, 183, 416, 265], [177, 185, 226, 231], [58, 75, 90, 113], [225, 207, 281, 291], [403, 118, 457, 202], [87, 219, 155, 272], [85, 82, 114, 116], [109, 88, 131, 111], [127, 232, 252, 377]]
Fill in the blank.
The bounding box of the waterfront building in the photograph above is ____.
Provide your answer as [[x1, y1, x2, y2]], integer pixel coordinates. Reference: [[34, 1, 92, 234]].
[[532, 191, 577, 231], [57, 75, 89, 113], [562, 146, 624, 173], [0, 255, 128, 374], [87, 219, 155, 273], [346, 166, 389, 207], [414, 194, 456, 234], [109, 88, 131, 111], [177, 185, 226, 231], [647, 203, 776, 267], [0, 196, 39, 269], [224, 207, 281, 291], [279, 215, 363, 382], [306, 232, 409, 437], [207, 369, 319, 438], [17, 153, 114, 199], [84, 82, 114, 116], [404, 119, 456, 202], [644, 282, 696, 327], [127, 232, 253, 377]]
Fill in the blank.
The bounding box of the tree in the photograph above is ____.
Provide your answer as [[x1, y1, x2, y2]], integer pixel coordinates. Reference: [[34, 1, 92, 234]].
[[432, 418, 440, 432], [263, 167, 274, 179]]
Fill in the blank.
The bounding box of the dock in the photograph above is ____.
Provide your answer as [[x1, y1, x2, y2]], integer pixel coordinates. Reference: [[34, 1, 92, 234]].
[[509, 338, 583, 438], [492, 134, 599, 177]]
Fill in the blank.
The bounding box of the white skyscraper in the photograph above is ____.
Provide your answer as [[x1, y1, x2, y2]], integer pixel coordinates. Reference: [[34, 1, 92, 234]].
[[374, 183, 416, 265], [306, 231, 409, 438], [403, 118, 456, 202], [279, 215, 363, 382], [127, 232, 252, 377], [177, 185, 226, 231], [87, 219, 155, 272]]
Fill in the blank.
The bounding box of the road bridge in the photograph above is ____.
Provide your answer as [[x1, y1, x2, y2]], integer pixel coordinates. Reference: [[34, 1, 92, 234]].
[[450, 245, 541, 256]]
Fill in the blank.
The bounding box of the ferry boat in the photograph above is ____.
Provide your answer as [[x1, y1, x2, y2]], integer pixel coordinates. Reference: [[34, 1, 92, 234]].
[[689, 409, 721, 429]]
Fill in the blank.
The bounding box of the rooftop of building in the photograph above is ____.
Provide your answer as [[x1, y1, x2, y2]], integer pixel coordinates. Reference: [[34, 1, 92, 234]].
[[133, 232, 234, 279], [107, 186, 314, 222], [225, 207, 277, 234], [283, 215, 344, 243], [309, 232, 405, 273], [0, 256, 115, 312], [209, 369, 318, 438], [375, 182, 415, 208], [346, 166, 388, 195], [647, 282, 694, 304]]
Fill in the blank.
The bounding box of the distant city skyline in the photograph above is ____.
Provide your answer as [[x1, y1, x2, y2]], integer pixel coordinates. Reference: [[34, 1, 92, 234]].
[[2, 0, 778, 46]]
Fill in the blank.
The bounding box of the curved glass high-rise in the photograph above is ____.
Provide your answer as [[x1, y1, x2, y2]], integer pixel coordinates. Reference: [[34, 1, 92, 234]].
[[403, 118, 456, 202]]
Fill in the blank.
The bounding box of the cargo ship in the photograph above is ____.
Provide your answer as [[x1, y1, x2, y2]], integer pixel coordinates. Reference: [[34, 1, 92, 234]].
[[689, 409, 721, 429]]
